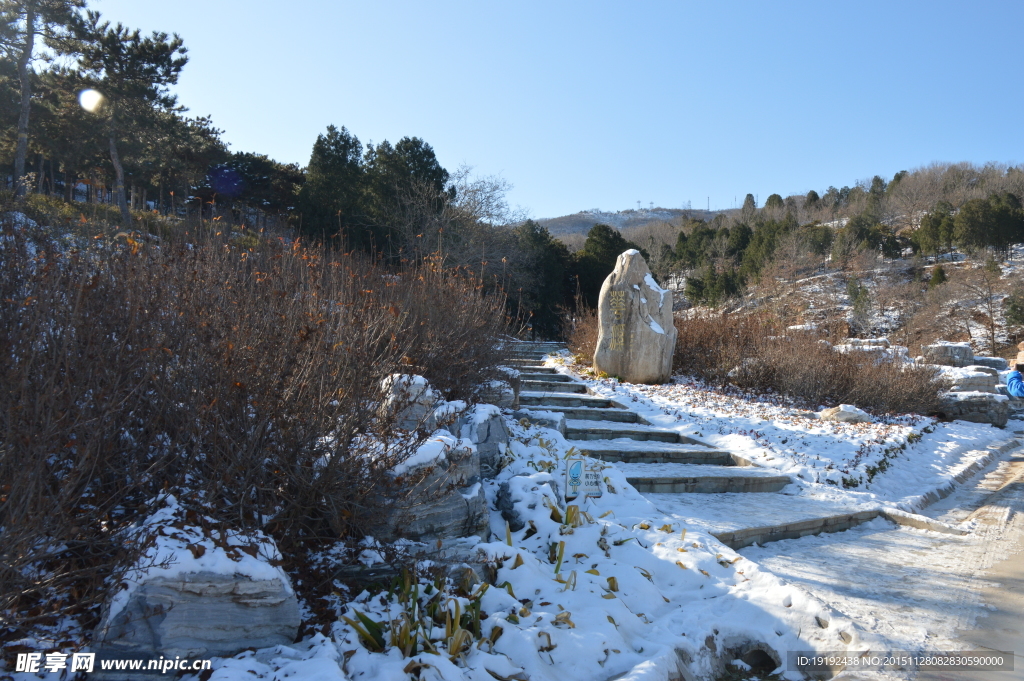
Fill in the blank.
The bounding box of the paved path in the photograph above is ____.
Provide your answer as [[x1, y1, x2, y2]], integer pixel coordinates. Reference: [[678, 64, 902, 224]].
[[916, 454, 1024, 681], [745, 452, 1024, 681]]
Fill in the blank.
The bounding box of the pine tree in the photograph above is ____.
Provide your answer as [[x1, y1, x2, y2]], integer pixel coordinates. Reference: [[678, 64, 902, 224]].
[[1, 0, 84, 196], [74, 11, 187, 227], [571, 224, 644, 307], [297, 125, 364, 245]]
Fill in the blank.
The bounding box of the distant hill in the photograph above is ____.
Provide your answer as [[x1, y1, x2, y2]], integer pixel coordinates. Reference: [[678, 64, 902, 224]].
[[537, 207, 721, 236]]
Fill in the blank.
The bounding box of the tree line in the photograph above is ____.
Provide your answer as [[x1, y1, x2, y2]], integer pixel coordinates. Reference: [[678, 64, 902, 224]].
[[641, 166, 1024, 307], [5, 2, 1024, 332], [0, 1, 601, 337]]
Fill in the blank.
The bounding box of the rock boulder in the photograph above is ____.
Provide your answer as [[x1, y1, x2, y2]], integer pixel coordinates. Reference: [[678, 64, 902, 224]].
[[937, 392, 1009, 428], [973, 356, 1009, 371], [819, 404, 873, 424], [944, 367, 998, 393], [593, 250, 676, 384], [458, 404, 511, 479], [365, 432, 489, 542], [921, 342, 974, 367], [94, 572, 299, 672], [380, 374, 441, 430]]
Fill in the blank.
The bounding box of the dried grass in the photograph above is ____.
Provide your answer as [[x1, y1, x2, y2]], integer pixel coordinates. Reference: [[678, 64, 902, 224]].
[[0, 222, 507, 637], [674, 312, 946, 414]]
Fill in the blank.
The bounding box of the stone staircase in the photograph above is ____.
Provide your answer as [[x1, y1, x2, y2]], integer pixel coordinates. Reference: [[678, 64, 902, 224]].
[[504, 341, 793, 501], [503, 341, 1016, 552]]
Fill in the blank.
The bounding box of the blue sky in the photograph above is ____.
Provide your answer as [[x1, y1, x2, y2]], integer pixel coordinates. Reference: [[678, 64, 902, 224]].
[[94, 0, 1023, 218]]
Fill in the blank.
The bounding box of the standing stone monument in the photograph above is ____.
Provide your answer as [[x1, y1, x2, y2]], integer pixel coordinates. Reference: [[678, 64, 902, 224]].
[[593, 249, 676, 383]]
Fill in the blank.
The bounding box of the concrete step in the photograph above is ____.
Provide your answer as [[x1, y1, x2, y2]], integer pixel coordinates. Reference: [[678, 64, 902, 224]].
[[522, 380, 588, 394], [505, 341, 565, 347], [620, 464, 792, 494], [505, 358, 552, 368], [536, 406, 641, 423], [507, 348, 563, 356], [503, 358, 552, 368], [519, 372, 573, 382], [576, 440, 744, 465], [647, 493, 903, 550], [519, 393, 621, 409], [511, 366, 558, 374], [566, 421, 687, 443]]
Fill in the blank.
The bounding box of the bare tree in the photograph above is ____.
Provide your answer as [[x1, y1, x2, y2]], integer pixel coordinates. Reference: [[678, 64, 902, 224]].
[[953, 258, 1007, 355]]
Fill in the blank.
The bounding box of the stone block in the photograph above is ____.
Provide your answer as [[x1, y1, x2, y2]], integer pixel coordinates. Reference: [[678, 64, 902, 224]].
[[380, 374, 441, 431], [458, 404, 510, 479], [973, 356, 1009, 371], [921, 342, 974, 367], [474, 380, 517, 409], [93, 572, 299, 676], [594, 250, 676, 384], [937, 391, 1009, 428], [964, 364, 999, 377], [362, 436, 489, 543], [843, 337, 890, 348], [510, 408, 567, 436], [947, 368, 998, 393]]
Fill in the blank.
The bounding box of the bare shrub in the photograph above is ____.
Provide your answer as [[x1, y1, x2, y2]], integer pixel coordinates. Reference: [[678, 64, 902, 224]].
[[674, 313, 945, 414], [0, 227, 506, 638], [563, 296, 599, 364]]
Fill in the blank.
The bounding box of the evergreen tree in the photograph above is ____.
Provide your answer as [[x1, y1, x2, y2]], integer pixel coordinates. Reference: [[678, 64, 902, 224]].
[[799, 222, 833, 256], [1, 0, 84, 196], [513, 220, 570, 338], [74, 11, 187, 227], [914, 201, 956, 256], [887, 170, 908, 194], [866, 175, 886, 218], [571, 223, 644, 307], [296, 125, 364, 244], [726, 223, 752, 258], [986, 191, 1024, 256], [953, 197, 993, 253], [741, 193, 756, 215], [804, 189, 820, 210], [764, 193, 784, 210], [363, 136, 451, 254]]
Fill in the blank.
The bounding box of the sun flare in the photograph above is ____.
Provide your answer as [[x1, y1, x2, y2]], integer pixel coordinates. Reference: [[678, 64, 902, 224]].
[[78, 88, 104, 113]]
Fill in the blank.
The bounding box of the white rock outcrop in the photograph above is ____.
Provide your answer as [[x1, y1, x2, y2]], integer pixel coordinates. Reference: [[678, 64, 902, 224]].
[[937, 366, 998, 393], [921, 341, 973, 367], [365, 429, 489, 542], [380, 374, 441, 430], [819, 404, 873, 424], [937, 391, 1009, 428], [93, 498, 300, 676], [594, 250, 676, 384]]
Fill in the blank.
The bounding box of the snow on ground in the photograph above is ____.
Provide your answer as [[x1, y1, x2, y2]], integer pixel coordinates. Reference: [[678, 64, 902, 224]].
[[553, 356, 1008, 507], [542, 353, 1024, 679], [149, 418, 859, 681], [5, 349, 1018, 681], [740, 457, 1024, 680]]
